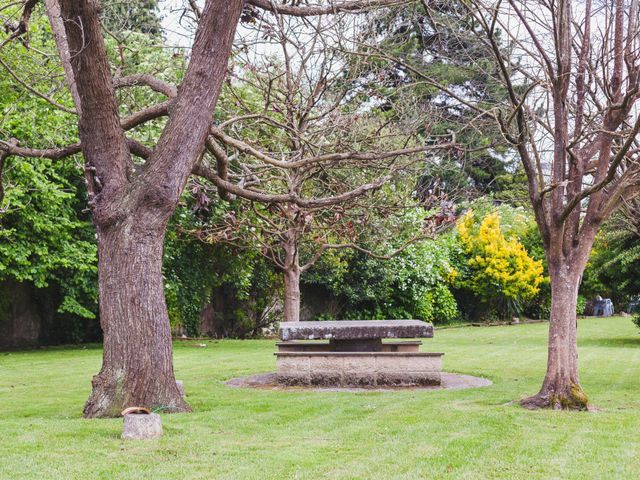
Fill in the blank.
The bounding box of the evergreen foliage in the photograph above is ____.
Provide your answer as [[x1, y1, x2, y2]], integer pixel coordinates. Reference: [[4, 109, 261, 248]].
[[358, 1, 513, 202], [581, 217, 640, 307], [303, 234, 460, 324], [101, 0, 163, 37]]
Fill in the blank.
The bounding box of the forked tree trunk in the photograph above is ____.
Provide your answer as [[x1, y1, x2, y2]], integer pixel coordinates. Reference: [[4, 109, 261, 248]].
[[83, 213, 189, 417], [52, 0, 245, 418], [522, 260, 590, 410], [283, 266, 301, 323]]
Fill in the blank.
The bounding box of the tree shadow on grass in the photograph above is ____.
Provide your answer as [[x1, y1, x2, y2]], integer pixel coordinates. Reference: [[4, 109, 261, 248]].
[[579, 337, 640, 348]]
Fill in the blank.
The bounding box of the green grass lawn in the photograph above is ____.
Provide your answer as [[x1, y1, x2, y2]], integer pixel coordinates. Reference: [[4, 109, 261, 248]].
[[1, 316, 640, 479]]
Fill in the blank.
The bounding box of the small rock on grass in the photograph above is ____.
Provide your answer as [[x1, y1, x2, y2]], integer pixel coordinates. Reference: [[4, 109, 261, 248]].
[[122, 413, 163, 440]]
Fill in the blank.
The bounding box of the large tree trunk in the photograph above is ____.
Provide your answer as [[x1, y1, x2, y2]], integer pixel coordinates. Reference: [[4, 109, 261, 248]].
[[522, 261, 589, 410], [53, 0, 245, 418], [283, 266, 301, 323], [83, 213, 189, 418]]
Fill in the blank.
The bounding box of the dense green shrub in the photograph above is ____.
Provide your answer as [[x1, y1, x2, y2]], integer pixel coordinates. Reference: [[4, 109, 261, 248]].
[[164, 201, 280, 337], [577, 295, 587, 316], [303, 234, 460, 324], [0, 13, 98, 326], [581, 221, 640, 308]]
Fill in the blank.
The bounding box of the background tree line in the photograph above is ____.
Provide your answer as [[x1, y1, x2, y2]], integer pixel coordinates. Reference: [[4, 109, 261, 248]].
[[2, 0, 640, 414], [1, 0, 637, 347]]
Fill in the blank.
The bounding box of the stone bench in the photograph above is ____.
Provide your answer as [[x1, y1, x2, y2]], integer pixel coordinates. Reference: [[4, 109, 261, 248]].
[[275, 320, 443, 387]]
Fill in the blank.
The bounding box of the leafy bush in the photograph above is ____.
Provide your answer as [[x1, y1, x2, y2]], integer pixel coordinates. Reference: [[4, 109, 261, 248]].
[[576, 295, 587, 316], [303, 234, 460, 324], [420, 282, 459, 323], [580, 221, 640, 307], [0, 14, 98, 326]]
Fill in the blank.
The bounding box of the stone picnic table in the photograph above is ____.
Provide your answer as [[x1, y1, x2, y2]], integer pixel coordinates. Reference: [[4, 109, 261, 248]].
[[275, 320, 443, 387]]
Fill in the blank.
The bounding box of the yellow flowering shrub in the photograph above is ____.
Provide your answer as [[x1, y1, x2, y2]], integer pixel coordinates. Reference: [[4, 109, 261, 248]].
[[456, 210, 544, 312]]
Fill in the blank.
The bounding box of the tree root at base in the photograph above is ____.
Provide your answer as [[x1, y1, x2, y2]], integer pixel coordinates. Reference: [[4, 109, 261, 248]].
[[520, 382, 590, 411], [83, 372, 191, 418]]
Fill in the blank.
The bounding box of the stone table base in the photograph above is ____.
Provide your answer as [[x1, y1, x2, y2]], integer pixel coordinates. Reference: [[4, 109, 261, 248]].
[[276, 351, 443, 387], [226, 372, 492, 391]]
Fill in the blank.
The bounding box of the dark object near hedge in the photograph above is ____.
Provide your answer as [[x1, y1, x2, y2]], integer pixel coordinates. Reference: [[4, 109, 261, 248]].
[[628, 297, 640, 314], [592, 298, 614, 317]]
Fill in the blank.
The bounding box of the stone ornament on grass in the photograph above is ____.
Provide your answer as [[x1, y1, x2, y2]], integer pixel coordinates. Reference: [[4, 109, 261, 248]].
[[121, 407, 163, 440]]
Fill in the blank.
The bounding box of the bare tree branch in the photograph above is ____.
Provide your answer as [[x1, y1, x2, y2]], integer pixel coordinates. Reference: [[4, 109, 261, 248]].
[[300, 235, 425, 271], [0, 0, 37, 49], [247, 0, 412, 17], [113, 74, 178, 98]]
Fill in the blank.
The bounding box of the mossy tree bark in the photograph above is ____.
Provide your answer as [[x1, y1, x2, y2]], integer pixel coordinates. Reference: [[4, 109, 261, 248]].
[[84, 214, 188, 417]]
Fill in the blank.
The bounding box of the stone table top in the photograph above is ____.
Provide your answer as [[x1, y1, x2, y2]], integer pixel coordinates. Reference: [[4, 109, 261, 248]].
[[279, 320, 433, 341]]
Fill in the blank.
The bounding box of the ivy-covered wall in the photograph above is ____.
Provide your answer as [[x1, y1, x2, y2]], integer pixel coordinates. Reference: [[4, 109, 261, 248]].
[[0, 281, 47, 349], [0, 280, 101, 350]]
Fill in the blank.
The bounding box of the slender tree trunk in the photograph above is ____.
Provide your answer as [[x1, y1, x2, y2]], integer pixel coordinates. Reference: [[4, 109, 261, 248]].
[[283, 266, 301, 323], [522, 261, 589, 410], [83, 213, 189, 417], [43, 0, 82, 114], [281, 229, 302, 322]]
